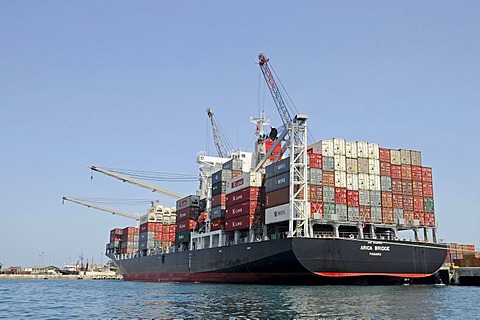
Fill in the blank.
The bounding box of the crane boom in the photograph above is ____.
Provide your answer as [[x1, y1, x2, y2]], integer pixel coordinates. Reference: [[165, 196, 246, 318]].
[[258, 53, 292, 127], [87, 165, 185, 199], [206, 108, 229, 158], [62, 196, 139, 221]]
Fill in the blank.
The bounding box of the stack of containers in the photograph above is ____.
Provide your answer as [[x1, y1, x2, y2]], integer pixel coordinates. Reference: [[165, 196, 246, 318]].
[[264, 157, 291, 224], [225, 172, 264, 231], [139, 214, 158, 251], [210, 169, 232, 226], [120, 227, 139, 254], [175, 195, 199, 244], [308, 148, 323, 219], [108, 228, 123, 254], [222, 158, 244, 178]]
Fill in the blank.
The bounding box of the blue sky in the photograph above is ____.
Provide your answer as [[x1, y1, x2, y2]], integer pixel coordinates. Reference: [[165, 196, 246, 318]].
[[1, 1, 479, 267]]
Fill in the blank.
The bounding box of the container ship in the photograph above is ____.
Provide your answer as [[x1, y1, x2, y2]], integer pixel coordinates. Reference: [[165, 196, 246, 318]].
[[97, 55, 446, 284]]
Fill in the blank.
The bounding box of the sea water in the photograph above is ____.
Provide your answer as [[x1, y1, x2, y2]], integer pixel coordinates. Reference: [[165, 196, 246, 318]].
[[0, 280, 479, 319]]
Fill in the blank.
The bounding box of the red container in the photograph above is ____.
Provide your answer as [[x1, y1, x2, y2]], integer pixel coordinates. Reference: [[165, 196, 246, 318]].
[[226, 187, 262, 207], [161, 231, 169, 240], [265, 187, 289, 208], [169, 233, 175, 243], [422, 167, 432, 182], [411, 166, 423, 181], [359, 206, 371, 221], [379, 148, 391, 162], [169, 225, 175, 233], [413, 197, 424, 212], [154, 231, 163, 241], [412, 180, 423, 197], [210, 219, 224, 231], [309, 153, 322, 169], [380, 161, 391, 176], [232, 170, 243, 178], [391, 165, 402, 179], [225, 201, 263, 220], [381, 192, 393, 208], [392, 194, 404, 208], [403, 210, 414, 223], [310, 185, 323, 202], [423, 182, 434, 197], [335, 188, 347, 205], [122, 227, 138, 235], [176, 219, 196, 232], [322, 171, 335, 187], [140, 222, 156, 233], [401, 164, 412, 180], [265, 140, 282, 160], [414, 211, 425, 225], [347, 190, 359, 207], [211, 193, 226, 208], [382, 207, 394, 224], [403, 195, 414, 211], [402, 179, 413, 195], [161, 225, 169, 233], [310, 201, 324, 215], [225, 215, 254, 231], [391, 178, 403, 194], [176, 206, 200, 221], [424, 213, 435, 227], [110, 228, 123, 237]]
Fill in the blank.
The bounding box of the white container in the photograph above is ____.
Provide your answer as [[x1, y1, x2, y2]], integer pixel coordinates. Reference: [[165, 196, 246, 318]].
[[368, 143, 379, 160], [400, 149, 411, 165], [265, 203, 290, 224], [371, 206, 382, 223], [390, 149, 401, 165], [358, 173, 370, 190], [411, 151, 422, 166], [368, 159, 380, 175], [358, 158, 369, 174], [359, 190, 370, 206], [346, 174, 359, 190], [369, 174, 381, 191], [346, 158, 358, 174], [357, 141, 368, 158], [333, 138, 346, 156], [334, 171, 347, 188], [321, 139, 334, 157], [380, 176, 392, 192], [334, 155, 346, 172], [346, 141, 358, 158], [226, 172, 263, 194]]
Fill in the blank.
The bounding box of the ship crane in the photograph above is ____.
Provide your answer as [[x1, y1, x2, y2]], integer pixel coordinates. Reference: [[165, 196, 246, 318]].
[[87, 165, 185, 199], [206, 108, 232, 158], [62, 196, 140, 221]]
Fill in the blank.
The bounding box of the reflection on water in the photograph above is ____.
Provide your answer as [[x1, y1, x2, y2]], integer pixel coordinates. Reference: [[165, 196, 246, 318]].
[[0, 280, 479, 319]]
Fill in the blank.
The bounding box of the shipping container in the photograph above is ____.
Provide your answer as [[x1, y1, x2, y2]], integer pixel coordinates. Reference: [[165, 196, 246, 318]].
[[347, 206, 359, 222], [226, 172, 263, 194], [225, 201, 263, 220], [322, 156, 334, 172], [411, 151, 422, 166], [334, 155, 346, 171], [211, 206, 226, 220], [265, 171, 290, 193], [322, 171, 335, 186], [346, 158, 358, 174], [211, 193, 226, 208], [379, 148, 391, 163], [310, 185, 323, 202], [381, 191, 393, 208], [403, 195, 414, 211], [335, 187, 347, 205], [368, 143, 379, 160], [412, 180, 423, 197], [424, 197, 435, 213], [139, 231, 155, 242], [370, 190, 382, 207], [334, 171, 347, 188], [265, 157, 290, 178], [401, 165, 412, 180], [140, 222, 157, 233], [371, 206, 382, 223], [212, 181, 227, 196], [357, 141, 368, 158], [368, 159, 380, 175], [380, 161, 391, 176], [392, 194, 404, 208], [199, 198, 207, 212], [309, 153, 322, 169], [324, 203, 335, 216], [310, 201, 323, 215], [321, 139, 334, 157], [391, 178, 403, 194], [380, 176, 392, 192], [335, 204, 348, 221], [391, 165, 402, 179], [424, 212, 435, 227], [226, 186, 263, 207], [265, 203, 290, 224], [265, 139, 282, 160], [323, 186, 335, 203], [232, 170, 243, 178], [390, 150, 401, 165], [359, 206, 371, 221], [402, 179, 413, 195], [176, 206, 200, 221], [347, 190, 359, 207], [411, 166, 423, 181], [176, 195, 199, 211], [346, 141, 357, 158], [358, 158, 369, 174], [307, 141, 322, 155], [414, 211, 425, 226], [358, 173, 369, 190], [423, 182, 434, 197], [404, 210, 414, 224], [333, 138, 346, 155], [346, 173, 359, 191], [359, 190, 370, 206], [309, 168, 323, 185], [212, 169, 232, 184], [422, 167, 433, 182], [369, 174, 381, 191], [210, 218, 224, 231], [175, 230, 190, 244], [265, 187, 289, 208], [382, 207, 394, 224], [225, 214, 254, 231], [222, 158, 243, 171], [176, 219, 196, 232], [400, 149, 411, 165], [393, 208, 404, 222]]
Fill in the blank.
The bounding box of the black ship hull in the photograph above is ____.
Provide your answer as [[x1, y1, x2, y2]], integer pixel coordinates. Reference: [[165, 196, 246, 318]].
[[110, 237, 447, 285]]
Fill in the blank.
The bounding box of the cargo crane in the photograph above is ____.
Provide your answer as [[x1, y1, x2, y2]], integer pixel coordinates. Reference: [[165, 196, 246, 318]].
[[257, 53, 310, 238], [206, 108, 231, 158], [87, 165, 185, 199], [62, 196, 140, 221]]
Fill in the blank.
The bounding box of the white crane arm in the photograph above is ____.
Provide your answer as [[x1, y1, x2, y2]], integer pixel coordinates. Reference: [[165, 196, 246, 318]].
[[62, 196, 139, 221]]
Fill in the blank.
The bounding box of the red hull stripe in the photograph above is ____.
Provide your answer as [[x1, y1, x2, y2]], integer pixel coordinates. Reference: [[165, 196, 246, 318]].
[[315, 272, 431, 278]]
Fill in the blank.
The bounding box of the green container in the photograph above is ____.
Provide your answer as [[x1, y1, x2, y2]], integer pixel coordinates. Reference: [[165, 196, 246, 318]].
[[324, 203, 336, 215], [212, 181, 227, 196], [175, 230, 190, 244], [424, 197, 435, 213]]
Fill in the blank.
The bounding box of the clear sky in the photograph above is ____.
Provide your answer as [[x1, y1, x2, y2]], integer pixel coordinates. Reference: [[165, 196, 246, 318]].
[[1, 1, 479, 268]]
